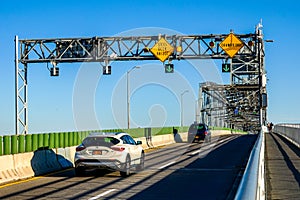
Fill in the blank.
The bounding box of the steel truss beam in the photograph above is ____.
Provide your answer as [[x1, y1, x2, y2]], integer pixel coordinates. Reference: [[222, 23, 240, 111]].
[[15, 26, 266, 134], [18, 34, 256, 64], [200, 82, 261, 131]]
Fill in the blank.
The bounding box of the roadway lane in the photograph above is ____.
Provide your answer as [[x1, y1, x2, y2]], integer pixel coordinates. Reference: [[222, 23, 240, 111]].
[[0, 134, 257, 200]]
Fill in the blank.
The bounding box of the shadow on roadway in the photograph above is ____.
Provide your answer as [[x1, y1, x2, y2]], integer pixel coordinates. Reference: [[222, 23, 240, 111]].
[[31, 148, 73, 176], [269, 132, 300, 187], [106, 134, 258, 200]]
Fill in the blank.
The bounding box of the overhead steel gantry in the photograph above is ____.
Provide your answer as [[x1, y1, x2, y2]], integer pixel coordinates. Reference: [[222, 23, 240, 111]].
[[15, 24, 266, 134]]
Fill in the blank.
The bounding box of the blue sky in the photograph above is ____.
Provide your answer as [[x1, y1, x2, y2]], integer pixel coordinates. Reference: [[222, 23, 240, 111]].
[[0, 0, 299, 135]]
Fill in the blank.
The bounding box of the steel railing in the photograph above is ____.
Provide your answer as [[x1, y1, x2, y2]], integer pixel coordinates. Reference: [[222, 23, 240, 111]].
[[234, 129, 265, 200], [273, 123, 300, 147]]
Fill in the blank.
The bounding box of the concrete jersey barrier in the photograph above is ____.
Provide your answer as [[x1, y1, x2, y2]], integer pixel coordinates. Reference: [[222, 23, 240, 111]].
[[0, 130, 233, 186]]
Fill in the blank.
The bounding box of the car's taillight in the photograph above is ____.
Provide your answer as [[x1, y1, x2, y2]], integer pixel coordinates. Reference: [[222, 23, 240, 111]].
[[111, 146, 125, 152], [76, 144, 86, 152], [204, 131, 208, 135]]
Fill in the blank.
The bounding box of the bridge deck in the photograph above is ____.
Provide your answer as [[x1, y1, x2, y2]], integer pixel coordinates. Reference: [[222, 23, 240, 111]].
[[265, 132, 300, 199]]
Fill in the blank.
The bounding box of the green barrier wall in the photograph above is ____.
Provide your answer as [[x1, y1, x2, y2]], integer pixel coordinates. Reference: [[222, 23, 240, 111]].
[[38, 134, 44, 149], [69, 132, 74, 146], [19, 135, 25, 153], [54, 133, 59, 148], [74, 132, 78, 146], [59, 132, 64, 148], [44, 133, 49, 148], [49, 133, 55, 149], [0, 126, 190, 156], [11, 135, 18, 154], [32, 134, 38, 151], [64, 132, 69, 148], [78, 132, 84, 143], [25, 134, 32, 152], [0, 136, 3, 156], [3, 135, 11, 155]]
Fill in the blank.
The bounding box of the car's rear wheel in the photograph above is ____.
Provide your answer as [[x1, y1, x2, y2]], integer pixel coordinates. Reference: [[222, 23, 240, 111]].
[[75, 167, 85, 176], [136, 152, 145, 171], [120, 156, 131, 177]]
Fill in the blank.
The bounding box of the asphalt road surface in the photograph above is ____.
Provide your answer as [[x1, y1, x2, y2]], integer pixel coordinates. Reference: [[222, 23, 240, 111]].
[[0, 134, 257, 200]]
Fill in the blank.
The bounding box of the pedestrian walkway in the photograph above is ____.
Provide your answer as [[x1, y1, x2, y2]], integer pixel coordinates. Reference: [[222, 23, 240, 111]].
[[265, 132, 300, 199]]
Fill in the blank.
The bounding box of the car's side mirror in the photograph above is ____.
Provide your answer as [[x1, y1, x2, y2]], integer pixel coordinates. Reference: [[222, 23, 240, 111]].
[[136, 141, 142, 145]]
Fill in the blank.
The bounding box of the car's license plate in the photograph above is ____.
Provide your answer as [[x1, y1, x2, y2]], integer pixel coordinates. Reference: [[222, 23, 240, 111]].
[[93, 150, 102, 155]]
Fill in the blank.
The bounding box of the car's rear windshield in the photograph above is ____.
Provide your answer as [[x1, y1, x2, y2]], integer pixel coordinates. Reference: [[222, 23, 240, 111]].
[[189, 124, 206, 132], [83, 137, 120, 147], [196, 124, 206, 130]]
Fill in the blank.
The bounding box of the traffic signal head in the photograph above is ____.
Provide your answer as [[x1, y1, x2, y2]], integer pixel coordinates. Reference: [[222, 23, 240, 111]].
[[222, 63, 230, 73], [164, 63, 174, 73], [209, 41, 215, 48], [103, 65, 111, 75], [50, 67, 59, 76]]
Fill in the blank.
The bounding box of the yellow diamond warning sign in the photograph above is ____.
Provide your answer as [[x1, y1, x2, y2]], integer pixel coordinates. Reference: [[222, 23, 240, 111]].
[[220, 33, 244, 58], [150, 38, 174, 62]]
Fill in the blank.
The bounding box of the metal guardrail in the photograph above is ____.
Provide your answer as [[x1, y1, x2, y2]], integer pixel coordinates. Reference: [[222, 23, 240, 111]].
[[235, 123, 300, 200], [273, 123, 300, 147], [275, 123, 300, 129], [234, 130, 265, 200]]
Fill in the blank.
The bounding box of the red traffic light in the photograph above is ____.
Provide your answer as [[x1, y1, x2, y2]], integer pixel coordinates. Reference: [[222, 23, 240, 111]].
[[248, 40, 254, 46], [209, 41, 215, 48]]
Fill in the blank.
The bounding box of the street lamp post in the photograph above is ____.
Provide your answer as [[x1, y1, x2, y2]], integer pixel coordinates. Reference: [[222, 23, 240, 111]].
[[180, 90, 189, 127], [127, 66, 140, 130], [195, 98, 200, 123]]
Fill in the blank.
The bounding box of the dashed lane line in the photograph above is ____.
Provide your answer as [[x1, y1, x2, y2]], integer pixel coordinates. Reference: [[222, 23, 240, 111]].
[[158, 161, 176, 170], [88, 189, 117, 200]]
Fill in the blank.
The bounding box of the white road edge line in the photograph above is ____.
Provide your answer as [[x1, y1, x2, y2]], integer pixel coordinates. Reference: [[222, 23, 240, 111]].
[[88, 189, 116, 200], [158, 161, 176, 170]]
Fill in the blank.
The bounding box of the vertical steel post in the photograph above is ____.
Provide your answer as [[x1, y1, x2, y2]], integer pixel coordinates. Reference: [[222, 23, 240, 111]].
[[25, 62, 28, 134], [257, 24, 264, 127], [15, 36, 28, 135], [127, 70, 130, 130], [15, 35, 19, 135], [126, 66, 140, 130], [180, 90, 189, 127]]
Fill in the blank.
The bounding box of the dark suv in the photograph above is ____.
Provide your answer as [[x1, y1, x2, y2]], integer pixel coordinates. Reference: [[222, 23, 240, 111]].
[[188, 123, 211, 143]]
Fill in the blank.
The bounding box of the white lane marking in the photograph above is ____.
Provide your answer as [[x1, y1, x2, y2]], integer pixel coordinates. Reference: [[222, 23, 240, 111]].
[[158, 161, 176, 170], [190, 136, 237, 156], [88, 189, 116, 200], [191, 149, 201, 155]]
